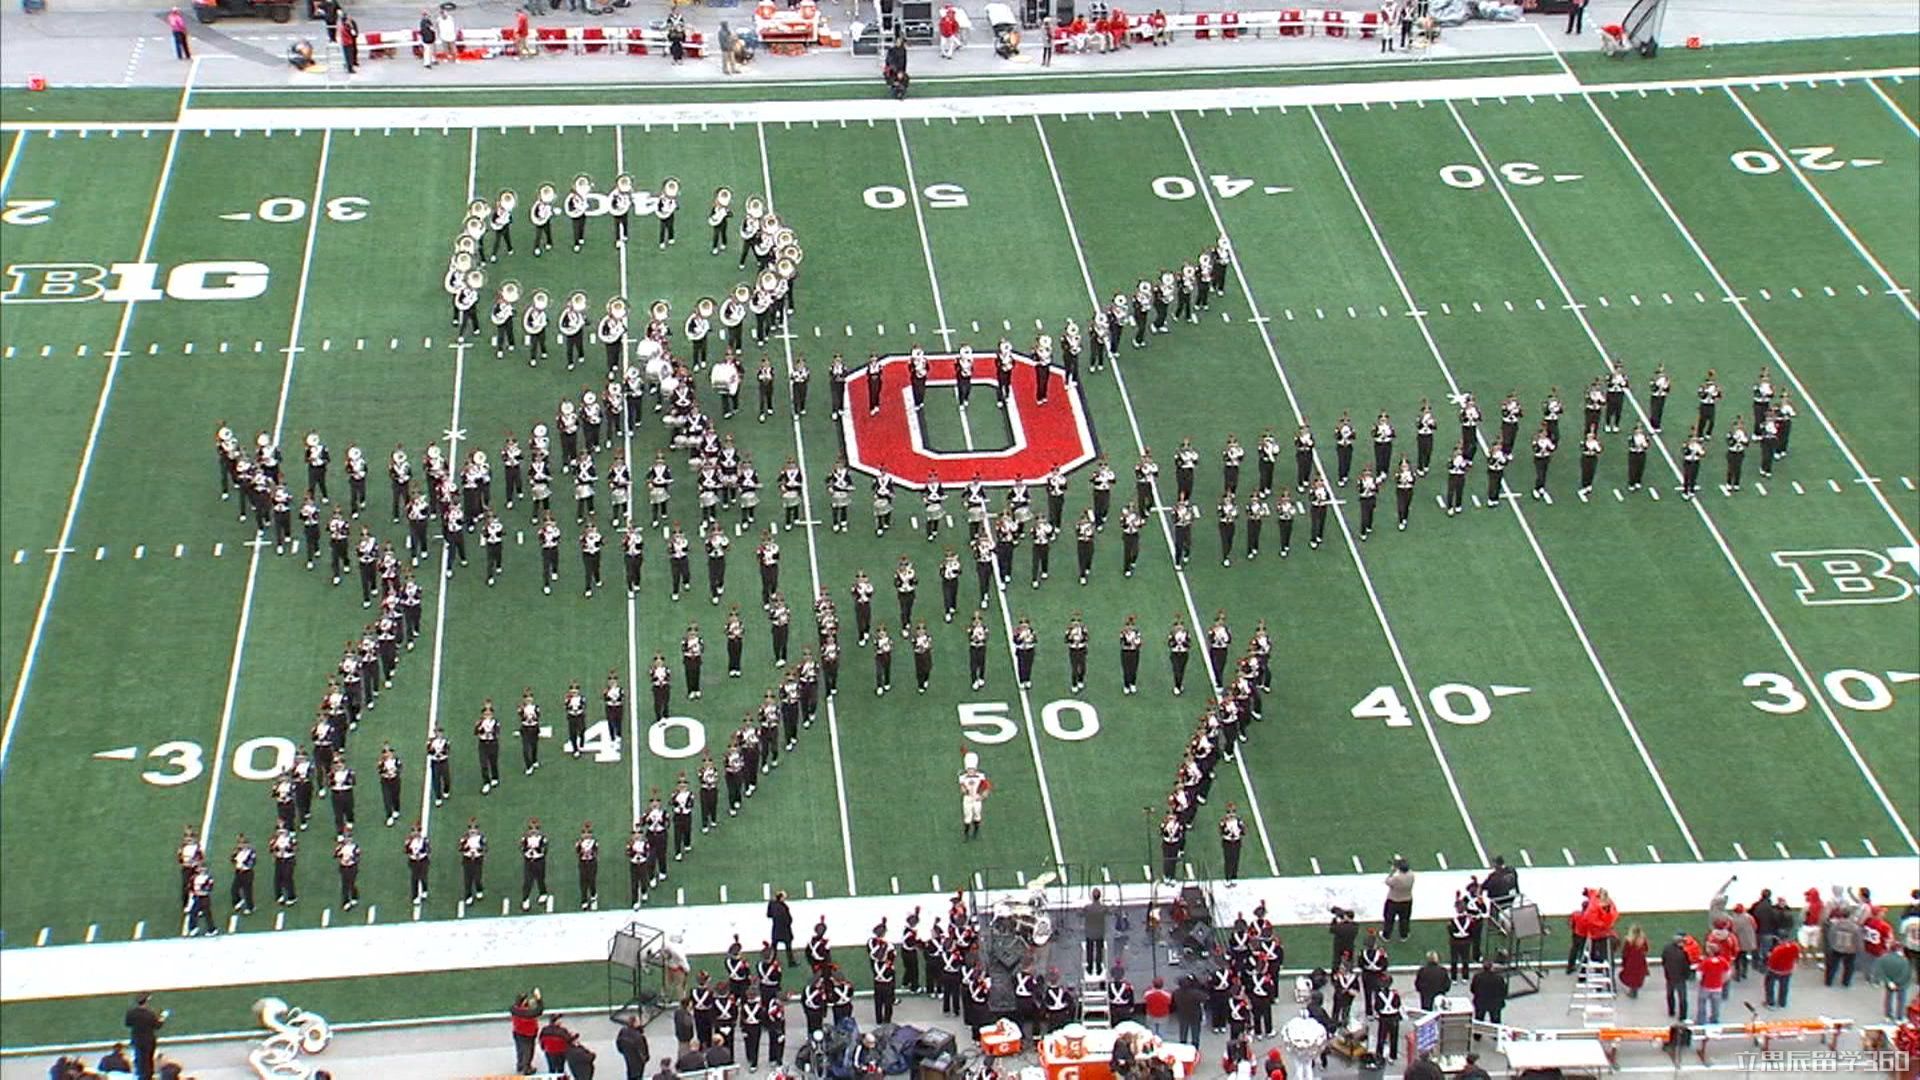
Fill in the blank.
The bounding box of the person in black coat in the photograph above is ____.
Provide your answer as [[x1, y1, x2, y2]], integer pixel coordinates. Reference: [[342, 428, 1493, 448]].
[[1173, 975, 1207, 1047], [123, 995, 165, 1080], [767, 891, 797, 965], [1660, 933, 1693, 1020], [568, 1032, 599, 1079], [672, 998, 697, 1052], [1468, 960, 1506, 1028], [616, 1015, 650, 1080], [1413, 952, 1450, 1011]]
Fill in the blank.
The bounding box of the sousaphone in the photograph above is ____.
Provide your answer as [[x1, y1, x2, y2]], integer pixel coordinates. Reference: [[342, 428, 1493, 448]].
[[468, 198, 490, 220], [500, 280, 522, 305], [774, 227, 795, 251], [531, 289, 551, 312], [649, 299, 671, 323], [778, 243, 802, 269], [709, 187, 733, 226], [454, 235, 479, 258], [775, 255, 797, 281], [743, 194, 766, 219], [537, 182, 558, 206], [614, 173, 635, 197], [568, 291, 590, 315], [757, 270, 779, 294], [695, 297, 717, 320], [573, 174, 594, 197], [465, 268, 487, 291], [607, 296, 630, 322], [463, 216, 487, 242], [660, 176, 681, 201], [497, 188, 518, 214], [731, 283, 751, 304]]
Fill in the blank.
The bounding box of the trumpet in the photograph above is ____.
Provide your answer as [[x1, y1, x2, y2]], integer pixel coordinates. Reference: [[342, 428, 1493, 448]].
[[468, 198, 490, 219], [649, 299, 671, 322], [573, 174, 594, 196], [695, 296, 717, 319], [501, 280, 522, 304], [661, 176, 681, 200], [743, 194, 766, 219], [498, 189, 518, 214]]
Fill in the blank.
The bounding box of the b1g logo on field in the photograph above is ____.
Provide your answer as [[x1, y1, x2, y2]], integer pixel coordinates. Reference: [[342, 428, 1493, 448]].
[[1772, 548, 1917, 607], [842, 352, 1098, 487], [0, 261, 271, 305]]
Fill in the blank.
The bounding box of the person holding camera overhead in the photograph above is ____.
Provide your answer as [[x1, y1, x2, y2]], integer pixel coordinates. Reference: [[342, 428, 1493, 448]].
[[1383, 857, 1416, 941]]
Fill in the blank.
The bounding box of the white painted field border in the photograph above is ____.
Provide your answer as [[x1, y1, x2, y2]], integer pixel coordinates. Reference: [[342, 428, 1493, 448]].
[[418, 127, 478, 842], [5, 855, 1913, 1004], [0, 126, 184, 773], [1719, 87, 1920, 322], [1538, 55, 1920, 554], [1439, 98, 1920, 855], [1033, 115, 1284, 878], [200, 130, 334, 843], [1864, 79, 1920, 138], [1308, 104, 1703, 860], [0, 130, 25, 197], [895, 118, 1069, 871], [757, 120, 859, 897], [1167, 112, 1491, 867]]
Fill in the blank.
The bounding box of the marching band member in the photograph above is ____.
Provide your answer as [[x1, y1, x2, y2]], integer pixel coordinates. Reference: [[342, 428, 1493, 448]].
[[710, 186, 733, 255], [565, 175, 592, 253], [559, 292, 588, 372], [491, 282, 518, 359], [610, 174, 634, 248], [453, 269, 482, 340], [721, 285, 749, 353], [738, 195, 764, 271], [599, 297, 629, 377], [656, 176, 680, 249], [686, 298, 714, 369], [529, 183, 556, 256], [523, 290, 550, 368], [958, 752, 990, 839], [488, 189, 516, 261]]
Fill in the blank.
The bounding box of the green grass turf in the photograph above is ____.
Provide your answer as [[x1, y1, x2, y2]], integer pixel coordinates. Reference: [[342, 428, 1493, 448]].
[[0, 52, 1914, 1021]]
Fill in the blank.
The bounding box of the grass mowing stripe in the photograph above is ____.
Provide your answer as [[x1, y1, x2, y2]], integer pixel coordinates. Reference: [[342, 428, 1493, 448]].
[[1306, 103, 1705, 861], [1031, 115, 1283, 878], [1167, 111, 1495, 866], [894, 118, 1069, 871], [1440, 98, 1920, 855], [199, 130, 335, 846], [757, 120, 860, 896], [1566, 85, 1918, 552], [0, 125, 182, 774], [419, 126, 479, 843], [1866, 79, 1920, 137], [1720, 87, 1920, 320]]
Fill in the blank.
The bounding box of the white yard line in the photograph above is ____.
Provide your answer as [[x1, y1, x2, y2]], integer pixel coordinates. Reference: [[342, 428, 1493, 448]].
[[615, 125, 642, 828], [1168, 112, 1490, 867], [757, 121, 859, 896], [1440, 99, 1920, 855], [417, 127, 478, 841], [1311, 105, 1703, 860], [1719, 86, 1919, 321], [897, 118, 1068, 872], [1034, 115, 1284, 877], [0, 126, 183, 773], [1864, 79, 1920, 138], [0, 130, 25, 197], [200, 130, 334, 843]]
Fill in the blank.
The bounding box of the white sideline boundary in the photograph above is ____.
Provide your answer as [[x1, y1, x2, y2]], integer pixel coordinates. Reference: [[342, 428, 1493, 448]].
[[3, 856, 1913, 1004], [3, 67, 1915, 134]]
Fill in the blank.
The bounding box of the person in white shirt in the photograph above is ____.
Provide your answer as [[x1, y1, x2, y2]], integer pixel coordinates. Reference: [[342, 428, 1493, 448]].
[[958, 752, 990, 839]]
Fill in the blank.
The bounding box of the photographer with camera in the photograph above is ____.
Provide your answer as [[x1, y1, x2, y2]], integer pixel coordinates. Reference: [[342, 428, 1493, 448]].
[[510, 988, 544, 1074]]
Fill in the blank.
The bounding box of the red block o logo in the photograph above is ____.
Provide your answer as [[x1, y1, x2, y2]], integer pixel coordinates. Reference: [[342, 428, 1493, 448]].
[[842, 353, 1099, 487]]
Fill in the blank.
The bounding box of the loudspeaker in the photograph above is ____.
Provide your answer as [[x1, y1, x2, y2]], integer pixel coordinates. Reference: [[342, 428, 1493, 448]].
[[1507, 902, 1543, 940]]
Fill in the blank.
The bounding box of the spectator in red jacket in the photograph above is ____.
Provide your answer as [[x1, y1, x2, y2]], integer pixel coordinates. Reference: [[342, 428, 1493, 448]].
[[511, 991, 544, 1074], [1143, 977, 1174, 1037], [1695, 945, 1731, 1024], [1146, 8, 1169, 45], [1765, 936, 1801, 1008], [541, 1016, 575, 1075], [938, 7, 960, 58], [1617, 925, 1649, 999]]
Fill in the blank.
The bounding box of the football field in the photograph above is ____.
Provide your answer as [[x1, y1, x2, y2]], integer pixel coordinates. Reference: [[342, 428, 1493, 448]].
[[2, 46, 1917, 972]]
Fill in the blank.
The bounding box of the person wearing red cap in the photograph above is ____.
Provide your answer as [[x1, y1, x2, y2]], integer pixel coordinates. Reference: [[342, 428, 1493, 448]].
[[1764, 933, 1801, 1008], [1695, 944, 1731, 1024]]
